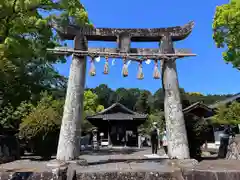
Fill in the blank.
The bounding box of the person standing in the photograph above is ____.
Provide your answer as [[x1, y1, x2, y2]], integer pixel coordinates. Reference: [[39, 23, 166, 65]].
[[151, 128, 158, 155], [152, 122, 160, 149], [218, 125, 234, 158], [162, 130, 168, 156]]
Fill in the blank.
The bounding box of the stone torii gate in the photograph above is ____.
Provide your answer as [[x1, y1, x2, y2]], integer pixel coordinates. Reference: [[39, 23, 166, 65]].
[[48, 21, 196, 161]]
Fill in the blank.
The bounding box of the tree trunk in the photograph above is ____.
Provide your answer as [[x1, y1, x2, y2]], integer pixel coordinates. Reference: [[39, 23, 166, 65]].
[[56, 35, 87, 161], [160, 35, 190, 159]]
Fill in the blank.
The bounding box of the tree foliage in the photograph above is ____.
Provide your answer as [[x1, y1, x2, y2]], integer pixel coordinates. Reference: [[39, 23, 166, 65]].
[[185, 114, 211, 160], [18, 92, 64, 158], [82, 90, 104, 132], [139, 111, 165, 135], [18, 90, 104, 140], [135, 91, 151, 114], [92, 84, 233, 114], [212, 101, 240, 125], [0, 101, 32, 132], [0, 0, 91, 107], [17, 90, 104, 157], [19, 92, 64, 140], [213, 0, 240, 68]]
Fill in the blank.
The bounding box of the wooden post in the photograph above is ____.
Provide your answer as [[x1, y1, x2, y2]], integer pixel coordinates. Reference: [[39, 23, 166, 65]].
[[160, 34, 190, 159], [56, 35, 87, 161]]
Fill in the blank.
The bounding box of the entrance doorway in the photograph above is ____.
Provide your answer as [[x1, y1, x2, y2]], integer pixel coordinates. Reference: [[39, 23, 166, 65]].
[[110, 124, 126, 146]]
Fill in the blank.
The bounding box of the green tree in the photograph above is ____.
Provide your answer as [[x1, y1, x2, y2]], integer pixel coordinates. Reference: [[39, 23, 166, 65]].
[[0, 0, 91, 107], [153, 88, 190, 111], [212, 101, 240, 125], [115, 88, 136, 109], [19, 92, 64, 158], [19, 90, 104, 142], [213, 0, 240, 68], [135, 91, 150, 114], [82, 90, 104, 132], [139, 111, 165, 134], [92, 84, 115, 108], [0, 101, 33, 133]]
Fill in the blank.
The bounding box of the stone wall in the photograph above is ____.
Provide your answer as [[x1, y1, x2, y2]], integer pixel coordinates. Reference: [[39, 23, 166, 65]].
[[1, 159, 240, 180]]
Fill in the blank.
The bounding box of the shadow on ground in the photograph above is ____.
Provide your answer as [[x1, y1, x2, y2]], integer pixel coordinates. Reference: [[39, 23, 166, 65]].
[[19, 148, 146, 161], [80, 148, 144, 155], [86, 158, 168, 166]]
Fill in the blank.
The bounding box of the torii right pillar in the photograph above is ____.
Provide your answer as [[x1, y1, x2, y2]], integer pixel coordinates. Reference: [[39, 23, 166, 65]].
[[160, 34, 190, 159]]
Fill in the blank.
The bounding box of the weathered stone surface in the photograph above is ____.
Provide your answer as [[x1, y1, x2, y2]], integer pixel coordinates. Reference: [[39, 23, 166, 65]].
[[0, 171, 58, 180], [161, 35, 190, 159], [226, 136, 240, 160], [183, 160, 240, 180], [76, 171, 179, 180], [51, 21, 194, 41], [56, 35, 87, 161], [1, 159, 240, 180], [1, 149, 240, 180]]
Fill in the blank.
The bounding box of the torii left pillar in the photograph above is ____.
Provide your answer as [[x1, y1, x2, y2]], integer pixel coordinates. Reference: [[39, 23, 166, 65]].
[[56, 35, 87, 161]]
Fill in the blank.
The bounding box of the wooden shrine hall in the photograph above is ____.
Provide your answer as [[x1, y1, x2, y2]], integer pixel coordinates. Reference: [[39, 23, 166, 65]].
[[86, 103, 148, 147]]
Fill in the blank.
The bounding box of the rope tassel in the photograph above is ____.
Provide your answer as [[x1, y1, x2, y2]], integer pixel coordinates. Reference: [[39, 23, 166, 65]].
[[103, 56, 109, 74], [137, 61, 144, 80], [89, 57, 96, 76], [122, 57, 128, 77], [153, 60, 160, 79]]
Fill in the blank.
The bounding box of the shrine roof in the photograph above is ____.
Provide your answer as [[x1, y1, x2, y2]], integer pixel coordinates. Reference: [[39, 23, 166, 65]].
[[183, 102, 214, 118], [52, 21, 194, 41], [208, 93, 240, 109], [183, 102, 213, 114], [86, 103, 148, 120]]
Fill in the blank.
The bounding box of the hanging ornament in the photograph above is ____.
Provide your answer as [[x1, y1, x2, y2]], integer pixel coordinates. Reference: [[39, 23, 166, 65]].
[[89, 57, 96, 76], [145, 59, 151, 65], [95, 56, 101, 62], [153, 59, 160, 79], [127, 60, 132, 67], [137, 61, 144, 80], [122, 57, 128, 77], [103, 56, 109, 74], [112, 58, 116, 66]]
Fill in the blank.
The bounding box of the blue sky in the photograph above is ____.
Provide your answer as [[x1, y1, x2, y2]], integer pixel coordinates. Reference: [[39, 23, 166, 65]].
[[54, 0, 240, 95]]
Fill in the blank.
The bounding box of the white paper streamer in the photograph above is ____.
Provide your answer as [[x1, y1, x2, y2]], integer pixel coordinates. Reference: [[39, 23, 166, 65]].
[[112, 58, 116, 66], [95, 56, 101, 62], [127, 60, 131, 67], [145, 59, 151, 64]]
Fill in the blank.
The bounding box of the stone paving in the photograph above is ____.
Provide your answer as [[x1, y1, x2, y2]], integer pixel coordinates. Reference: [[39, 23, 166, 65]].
[[79, 147, 167, 163], [0, 147, 169, 173], [2, 148, 240, 180], [74, 147, 170, 173]]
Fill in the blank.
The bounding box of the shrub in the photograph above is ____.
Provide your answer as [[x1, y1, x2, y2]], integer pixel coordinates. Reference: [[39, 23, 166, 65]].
[[185, 115, 211, 161], [19, 92, 63, 159]]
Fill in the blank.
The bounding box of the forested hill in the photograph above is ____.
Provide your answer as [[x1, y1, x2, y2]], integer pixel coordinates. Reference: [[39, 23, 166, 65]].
[[86, 84, 234, 113]]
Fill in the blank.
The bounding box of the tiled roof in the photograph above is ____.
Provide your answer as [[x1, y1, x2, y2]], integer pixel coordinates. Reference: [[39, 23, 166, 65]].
[[183, 102, 213, 114], [86, 103, 148, 120], [208, 93, 240, 109]]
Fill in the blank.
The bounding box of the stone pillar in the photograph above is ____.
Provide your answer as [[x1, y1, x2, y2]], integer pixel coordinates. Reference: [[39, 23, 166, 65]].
[[160, 34, 190, 159], [92, 129, 99, 150], [118, 32, 131, 53], [138, 135, 141, 148], [108, 123, 112, 147], [56, 35, 87, 161]]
